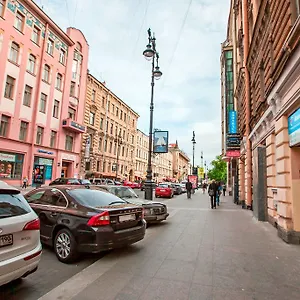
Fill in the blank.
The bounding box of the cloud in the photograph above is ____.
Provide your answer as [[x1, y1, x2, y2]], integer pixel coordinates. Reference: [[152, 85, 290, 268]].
[[34, 0, 229, 165]]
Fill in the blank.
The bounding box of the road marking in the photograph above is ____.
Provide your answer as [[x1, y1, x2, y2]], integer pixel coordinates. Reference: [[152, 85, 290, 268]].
[[37, 257, 119, 300]]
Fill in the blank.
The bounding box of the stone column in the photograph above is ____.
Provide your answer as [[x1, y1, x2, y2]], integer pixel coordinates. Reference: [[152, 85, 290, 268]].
[[275, 116, 293, 242]]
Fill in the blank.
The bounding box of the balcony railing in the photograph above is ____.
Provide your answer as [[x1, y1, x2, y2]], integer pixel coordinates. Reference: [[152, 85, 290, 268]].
[[62, 118, 85, 133]]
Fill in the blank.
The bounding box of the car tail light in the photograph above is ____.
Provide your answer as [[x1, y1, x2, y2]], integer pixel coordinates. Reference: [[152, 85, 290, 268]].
[[23, 219, 40, 231], [87, 211, 110, 226], [24, 250, 42, 261]]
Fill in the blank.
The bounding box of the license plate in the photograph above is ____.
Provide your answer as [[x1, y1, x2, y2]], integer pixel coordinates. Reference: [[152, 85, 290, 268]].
[[160, 189, 166, 192], [0, 234, 13, 248], [157, 215, 166, 220], [119, 214, 136, 222]]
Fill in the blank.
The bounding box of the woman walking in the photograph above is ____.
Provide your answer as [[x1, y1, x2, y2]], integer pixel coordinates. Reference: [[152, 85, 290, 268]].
[[208, 180, 218, 209]]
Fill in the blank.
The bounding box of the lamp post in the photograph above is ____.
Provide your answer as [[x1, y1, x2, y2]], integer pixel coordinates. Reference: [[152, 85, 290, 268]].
[[115, 132, 123, 181], [143, 28, 163, 200], [191, 131, 196, 175]]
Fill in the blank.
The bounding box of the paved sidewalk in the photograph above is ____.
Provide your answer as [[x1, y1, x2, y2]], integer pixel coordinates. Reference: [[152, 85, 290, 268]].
[[39, 191, 300, 300]]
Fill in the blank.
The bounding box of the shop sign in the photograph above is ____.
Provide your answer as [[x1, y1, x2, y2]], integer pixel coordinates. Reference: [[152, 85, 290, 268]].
[[0, 153, 15, 162], [226, 150, 240, 157], [226, 133, 240, 150], [38, 149, 54, 155], [228, 110, 237, 134], [38, 158, 53, 166], [288, 108, 300, 147], [61, 153, 76, 161]]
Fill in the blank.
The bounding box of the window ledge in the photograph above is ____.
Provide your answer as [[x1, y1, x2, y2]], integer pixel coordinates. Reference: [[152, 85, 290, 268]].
[[4, 96, 14, 101], [59, 61, 66, 66], [26, 70, 36, 77], [23, 104, 31, 108], [31, 39, 40, 47], [13, 26, 24, 35], [55, 87, 63, 92], [42, 79, 50, 85], [8, 59, 20, 67], [46, 52, 54, 58]]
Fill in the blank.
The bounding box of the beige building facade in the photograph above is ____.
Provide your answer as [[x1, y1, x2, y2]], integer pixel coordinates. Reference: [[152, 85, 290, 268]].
[[81, 73, 139, 181], [169, 142, 190, 181]]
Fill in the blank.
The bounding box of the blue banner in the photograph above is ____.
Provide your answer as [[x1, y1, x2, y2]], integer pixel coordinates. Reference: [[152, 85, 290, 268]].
[[288, 108, 300, 146], [228, 110, 237, 134]]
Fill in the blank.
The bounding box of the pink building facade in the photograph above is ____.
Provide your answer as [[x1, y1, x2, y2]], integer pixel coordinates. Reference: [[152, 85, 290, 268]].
[[0, 0, 89, 186]]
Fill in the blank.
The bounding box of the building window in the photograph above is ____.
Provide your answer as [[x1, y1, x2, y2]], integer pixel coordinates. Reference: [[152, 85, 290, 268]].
[[39, 93, 47, 113], [122, 146, 125, 157], [0, 0, 5, 18], [53, 100, 60, 118], [4, 75, 15, 99], [15, 11, 24, 32], [124, 113, 126, 122], [259, 61, 265, 102], [47, 39, 54, 55], [106, 121, 109, 132], [99, 137, 102, 151], [65, 135, 73, 151], [110, 123, 113, 134], [70, 81, 75, 96], [114, 143, 117, 155], [43, 64, 50, 83], [102, 97, 105, 108], [120, 110, 123, 120], [56, 73, 62, 90], [36, 126, 44, 145], [123, 130, 125, 139], [59, 49, 66, 64], [32, 26, 40, 44], [27, 54, 36, 73], [68, 107, 76, 120], [131, 135, 134, 144], [296, 0, 300, 16], [92, 89, 96, 102], [89, 112, 95, 126], [50, 130, 57, 148], [85, 161, 90, 171], [107, 101, 110, 112], [109, 142, 113, 153], [100, 117, 103, 130], [104, 140, 107, 152], [10, 42, 19, 64], [23, 85, 32, 107], [19, 121, 28, 141], [0, 115, 10, 137], [112, 104, 115, 114]]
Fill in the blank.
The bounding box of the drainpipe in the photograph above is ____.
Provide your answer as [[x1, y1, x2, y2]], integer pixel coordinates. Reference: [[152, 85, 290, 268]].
[[28, 23, 49, 185], [242, 0, 252, 208]]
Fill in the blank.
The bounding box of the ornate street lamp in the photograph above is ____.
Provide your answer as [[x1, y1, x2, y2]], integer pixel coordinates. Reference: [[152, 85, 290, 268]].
[[115, 132, 123, 181], [191, 131, 196, 175], [142, 28, 162, 200]]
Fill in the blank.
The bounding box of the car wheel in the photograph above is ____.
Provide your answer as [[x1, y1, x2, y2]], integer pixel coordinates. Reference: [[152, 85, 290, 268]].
[[54, 228, 79, 263]]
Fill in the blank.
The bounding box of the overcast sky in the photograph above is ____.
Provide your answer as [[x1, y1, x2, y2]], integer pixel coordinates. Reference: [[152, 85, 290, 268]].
[[35, 0, 230, 167]]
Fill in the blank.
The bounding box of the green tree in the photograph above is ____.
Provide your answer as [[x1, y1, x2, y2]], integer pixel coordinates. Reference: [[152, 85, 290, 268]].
[[207, 155, 227, 182]]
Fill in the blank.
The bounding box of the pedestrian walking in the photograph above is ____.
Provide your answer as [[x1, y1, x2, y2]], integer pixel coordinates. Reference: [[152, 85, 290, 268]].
[[202, 183, 207, 194], [22, 176, 28, 189], [208, 180, 218, 209], [186, 180, 193, 199], [216, 182, 222, 206], [222, 183, 227, 196]]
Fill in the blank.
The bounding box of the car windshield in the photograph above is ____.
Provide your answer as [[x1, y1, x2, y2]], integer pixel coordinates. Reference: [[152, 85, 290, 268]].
[[159, 184, 169, 188], [0, 194, 31, 219], [108, 186, 138, 199], [67, 189, 127, 207]]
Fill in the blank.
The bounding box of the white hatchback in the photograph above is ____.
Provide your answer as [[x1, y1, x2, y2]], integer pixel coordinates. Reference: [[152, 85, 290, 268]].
[[0, 181, 42, 286]]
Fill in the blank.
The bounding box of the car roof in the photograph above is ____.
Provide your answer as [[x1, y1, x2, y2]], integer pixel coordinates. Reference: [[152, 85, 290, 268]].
[[0, 181, 21, 194]]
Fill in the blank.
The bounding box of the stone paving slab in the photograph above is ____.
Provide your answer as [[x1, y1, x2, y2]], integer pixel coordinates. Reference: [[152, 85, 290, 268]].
[[42, 191, 300, 300]]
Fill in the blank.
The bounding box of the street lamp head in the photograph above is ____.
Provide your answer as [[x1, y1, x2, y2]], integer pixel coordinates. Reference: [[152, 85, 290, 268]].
[[143, 44, 155, 60], [153, 66, 162, 79]]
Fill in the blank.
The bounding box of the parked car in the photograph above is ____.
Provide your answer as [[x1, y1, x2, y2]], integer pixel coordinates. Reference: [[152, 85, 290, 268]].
[[0, 182, 42, 286], [90, 178, 115, 185], [97, 185, 169, 223], [78, 179, 91, 185], [180, 183, 187, 193], [123, 181, 140, 189], [171, 183, 182, 195], [24, 186, 146, 263], [49, 178, 81, 186], [155, 183, 173, 198]]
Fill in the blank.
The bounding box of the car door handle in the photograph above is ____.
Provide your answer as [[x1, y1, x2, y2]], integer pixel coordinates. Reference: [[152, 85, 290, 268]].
[[50, 212, 57, 217]]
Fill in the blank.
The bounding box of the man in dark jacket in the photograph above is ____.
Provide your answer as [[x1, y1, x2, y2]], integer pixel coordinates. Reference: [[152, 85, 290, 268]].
[[186, 180, 193, 199], [208, 180, 218, 209]]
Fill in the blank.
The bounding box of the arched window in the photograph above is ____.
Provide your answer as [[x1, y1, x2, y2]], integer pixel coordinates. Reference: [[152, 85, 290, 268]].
[[10, 42, 20, 63], [43, 64, 50, 83], [27, 54, 36, 73], [56, 73, 62, 90], [76, 42, 82, 52]]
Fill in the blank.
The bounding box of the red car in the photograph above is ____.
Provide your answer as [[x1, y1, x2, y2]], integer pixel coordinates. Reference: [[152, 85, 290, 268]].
[[123, 181, 141, 189], [155, 183, 174, 198]]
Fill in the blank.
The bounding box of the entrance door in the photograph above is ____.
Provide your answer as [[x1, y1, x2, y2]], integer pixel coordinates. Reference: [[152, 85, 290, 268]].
[[61, 161, 71, 178]]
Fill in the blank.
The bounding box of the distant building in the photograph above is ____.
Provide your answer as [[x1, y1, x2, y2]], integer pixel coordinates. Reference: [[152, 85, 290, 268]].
[[81, 73, 139, 181], [0, 0, 88, 185]]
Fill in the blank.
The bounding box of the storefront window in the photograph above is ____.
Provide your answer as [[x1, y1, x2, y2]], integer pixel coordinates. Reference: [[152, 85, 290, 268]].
[[0, 152, 24, 179], [34, 157, 53, 180]]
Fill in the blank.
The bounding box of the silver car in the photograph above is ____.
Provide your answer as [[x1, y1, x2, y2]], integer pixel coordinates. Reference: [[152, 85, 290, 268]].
[[0, 182, 42, 286]]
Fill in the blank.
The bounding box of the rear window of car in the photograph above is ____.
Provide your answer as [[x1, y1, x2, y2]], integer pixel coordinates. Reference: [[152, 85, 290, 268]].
[[80, 180, 91, 185], [158, 184, 169, 188], [67, 179, 80, 184], [0, 193, 31, 219], [67, 189, 127, 207]]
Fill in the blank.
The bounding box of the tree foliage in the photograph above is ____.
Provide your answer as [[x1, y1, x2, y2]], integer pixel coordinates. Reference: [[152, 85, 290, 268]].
[[207, 155, 227, 182]]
